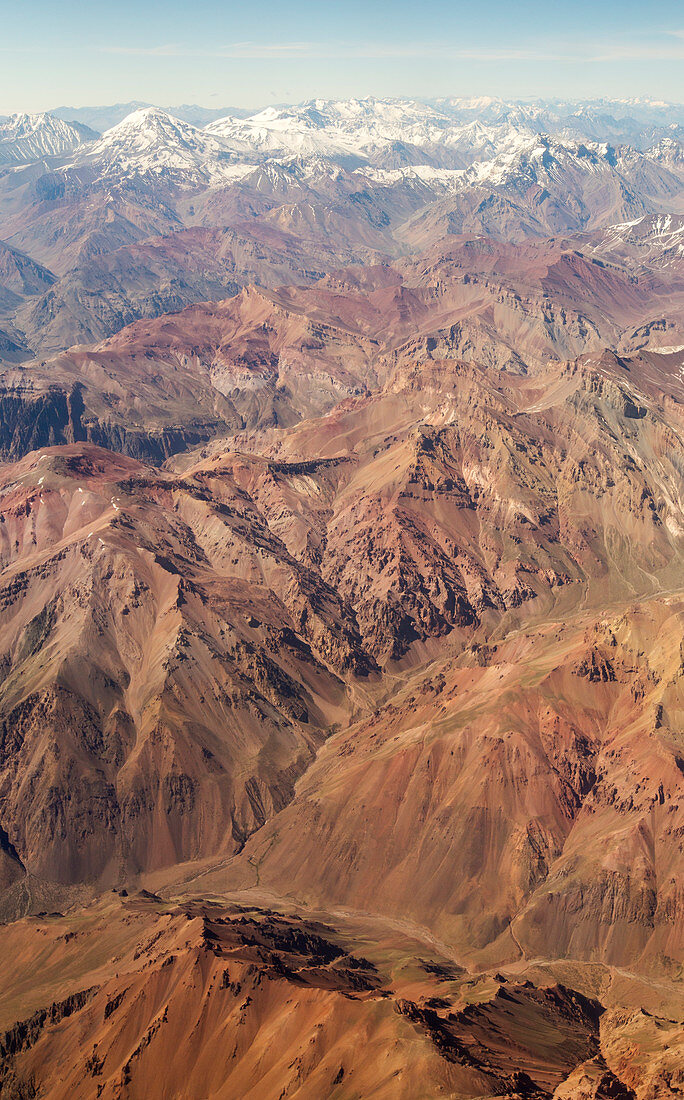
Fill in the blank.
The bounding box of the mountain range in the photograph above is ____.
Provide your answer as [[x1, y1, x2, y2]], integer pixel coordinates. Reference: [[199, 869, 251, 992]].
[[0, 97, 682, 363], [0, 95, 682, 1098]]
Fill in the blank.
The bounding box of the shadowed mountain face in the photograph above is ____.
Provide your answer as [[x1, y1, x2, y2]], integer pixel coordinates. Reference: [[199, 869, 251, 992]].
[[0, 444, 376, 886], [0, 97, 682, 1099]]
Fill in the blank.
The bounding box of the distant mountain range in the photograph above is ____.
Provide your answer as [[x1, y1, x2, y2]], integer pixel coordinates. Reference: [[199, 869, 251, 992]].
[[0, 96, 682, 362], [49, 101, 260, 132], [40, 94, 684, 138]]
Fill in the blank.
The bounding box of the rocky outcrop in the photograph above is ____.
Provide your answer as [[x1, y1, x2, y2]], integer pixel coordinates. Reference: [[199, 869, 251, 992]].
[[0, 898, 636, 1100]]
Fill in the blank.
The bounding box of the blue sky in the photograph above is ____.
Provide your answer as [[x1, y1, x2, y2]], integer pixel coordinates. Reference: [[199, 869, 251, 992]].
[[2, 0, 683, 113]]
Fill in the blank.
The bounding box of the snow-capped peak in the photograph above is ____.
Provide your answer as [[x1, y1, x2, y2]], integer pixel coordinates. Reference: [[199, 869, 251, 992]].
[[36, 95, 683, 198], [75, 108, 244, 185], [0, 112, 95, 165]]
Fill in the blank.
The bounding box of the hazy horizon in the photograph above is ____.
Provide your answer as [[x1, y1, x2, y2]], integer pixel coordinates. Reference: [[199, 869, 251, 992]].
[[8, 92, 684, 119], [2, 0, 683, 115]]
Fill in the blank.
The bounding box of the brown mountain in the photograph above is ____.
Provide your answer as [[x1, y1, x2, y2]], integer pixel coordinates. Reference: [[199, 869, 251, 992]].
[[14, 222, 386, 357], [0, 442, 376, 889], [0, 215, 681, 1097], [1, 235, 683, 463]]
